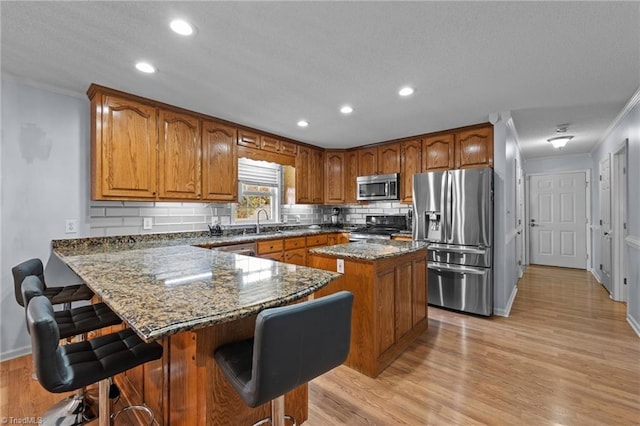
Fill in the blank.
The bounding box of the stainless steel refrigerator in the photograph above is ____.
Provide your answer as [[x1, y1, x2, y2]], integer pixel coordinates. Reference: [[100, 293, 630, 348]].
[[412, 168, 493, 316]]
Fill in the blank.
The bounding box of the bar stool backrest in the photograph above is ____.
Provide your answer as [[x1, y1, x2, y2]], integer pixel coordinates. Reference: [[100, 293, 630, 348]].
[[12, 258, 45, 307]]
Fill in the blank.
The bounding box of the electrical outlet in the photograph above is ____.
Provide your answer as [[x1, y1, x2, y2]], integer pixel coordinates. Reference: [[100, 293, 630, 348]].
[[295, 215, 301, 223], [283, 215, 288, 223], [143, 217, 153, 230], [65, 219, 78, 234], [337, 259, 345, 273]]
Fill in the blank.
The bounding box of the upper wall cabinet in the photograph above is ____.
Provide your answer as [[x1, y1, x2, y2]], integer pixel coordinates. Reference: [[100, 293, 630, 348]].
[[260, 135, 297, 156], [91, 94, 158, 199], [158, 110, 201, 199], [400, 139, 421, 204], [296, 146, 324, 204], [202, 121, 238, 201], [357, 143, 401, 176], [324, 150, 345, 204], [455, 126, 493, 169], [237, 130, 260, 148], [422, 134, 454, 172], [344, 151, 359, 204]]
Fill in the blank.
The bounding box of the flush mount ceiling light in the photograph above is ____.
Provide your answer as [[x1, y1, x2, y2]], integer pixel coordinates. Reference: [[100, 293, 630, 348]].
[[135, 62, 156, 74], [547, 135, 573, 149], [398, 86, 415, 97], [340, 105, 354, 114], [170, 19, 194, 36], [297, 120, 309, 128]]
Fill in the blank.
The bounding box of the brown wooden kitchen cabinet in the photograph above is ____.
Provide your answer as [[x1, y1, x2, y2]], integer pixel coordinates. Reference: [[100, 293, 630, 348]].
[[237, 129, 260, 148], [158, 110, 201, 200], [260, 135, 297, 156], [90, 93, 158, 199], [422, 133, 455, 172], [324, 150, 346, 204], [309, 247, 428, 378], [455, 126, 493, 169], [296, 146, 324, 204], [357, 143, 401, 176], [201, 121, 238, 201], [345, 150, 359, 204], [400, 139, 421, 204]]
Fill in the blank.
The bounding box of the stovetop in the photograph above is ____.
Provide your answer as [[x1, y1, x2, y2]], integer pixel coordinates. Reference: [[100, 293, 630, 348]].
[[349, 215, 409, 238]]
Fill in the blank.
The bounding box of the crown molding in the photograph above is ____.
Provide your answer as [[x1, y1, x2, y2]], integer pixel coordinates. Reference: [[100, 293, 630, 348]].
[[591, 85, 640, 156]]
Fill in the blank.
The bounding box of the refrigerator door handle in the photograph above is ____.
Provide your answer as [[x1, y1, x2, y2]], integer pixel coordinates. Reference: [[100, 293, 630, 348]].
[[427, 244, 487, 255], [428, 262, 490, 276], [444, 171, 452, 241]]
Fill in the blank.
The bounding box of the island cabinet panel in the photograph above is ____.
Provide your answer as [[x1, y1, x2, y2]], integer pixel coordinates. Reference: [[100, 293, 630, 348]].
[[158, 110, 202, 199], [201, 121, 238, 201], [93, 95, 158, 199], [309, 247, 428, 378]]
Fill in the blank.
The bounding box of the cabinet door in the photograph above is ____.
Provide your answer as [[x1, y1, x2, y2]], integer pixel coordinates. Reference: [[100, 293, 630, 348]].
[[237, 130, 260, 148], [357, 148, 378, 176], [378, 143, 401, 174], [324, 151, 345, 204], [400, 139, 421, 203], [99, 96, 158, 198], [456, 126, 493, 169], [422, 134, 454, 171], [376, 269, 396, 355], [279, 140, 298, 156], [310, 148, 324, 204], [412, 257, 427, 326], [395, 262, 413, 340], [260, 135, 280, 153], [295, 146, 311, 203], [202, 121, 238, 201], [284, 248, 307, 266], [158, 110, 201, 199], [345, 151, 359, 204]]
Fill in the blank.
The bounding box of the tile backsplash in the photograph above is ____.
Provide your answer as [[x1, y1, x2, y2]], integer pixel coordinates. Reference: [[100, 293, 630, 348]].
[[89, 201, 411, 237]]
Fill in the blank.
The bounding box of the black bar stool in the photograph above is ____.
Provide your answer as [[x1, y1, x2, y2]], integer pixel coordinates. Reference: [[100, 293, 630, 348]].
[[26, 295, 163, 426], [13, 258, 93, 309], [215, 291, 353, 426], [22, 276, 124, 425]]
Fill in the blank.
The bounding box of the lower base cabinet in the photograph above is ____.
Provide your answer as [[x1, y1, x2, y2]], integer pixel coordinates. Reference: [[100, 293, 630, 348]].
[[309, 248, 428, 378]]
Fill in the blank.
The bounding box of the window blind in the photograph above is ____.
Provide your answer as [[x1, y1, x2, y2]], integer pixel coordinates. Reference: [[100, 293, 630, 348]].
[[237, 158, 280, 186]]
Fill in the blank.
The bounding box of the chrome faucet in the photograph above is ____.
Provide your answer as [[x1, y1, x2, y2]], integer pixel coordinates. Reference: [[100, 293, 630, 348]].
[[256, 209, 269, 234]]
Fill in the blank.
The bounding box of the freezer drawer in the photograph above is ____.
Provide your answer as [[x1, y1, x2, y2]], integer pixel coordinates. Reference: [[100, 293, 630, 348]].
[[428, 261, 492, 316], [427, 243, 491, 268]]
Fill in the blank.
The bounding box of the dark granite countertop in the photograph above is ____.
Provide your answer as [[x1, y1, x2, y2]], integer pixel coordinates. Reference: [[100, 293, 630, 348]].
[[309, 239, 428, 261], [53, 235, 342, 342]]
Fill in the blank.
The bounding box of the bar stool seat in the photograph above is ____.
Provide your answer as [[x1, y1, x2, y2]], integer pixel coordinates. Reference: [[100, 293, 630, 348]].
[[13, 258, 93, 307], [215, 291, 353, 425], [27, 295, 163, 425]]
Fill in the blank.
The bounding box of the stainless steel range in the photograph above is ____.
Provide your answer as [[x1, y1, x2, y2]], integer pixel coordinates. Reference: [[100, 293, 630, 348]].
[[349, 215, 409, 241]]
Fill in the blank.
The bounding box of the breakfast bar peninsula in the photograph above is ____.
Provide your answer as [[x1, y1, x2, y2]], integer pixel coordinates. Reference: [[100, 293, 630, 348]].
[[52, 237, 341, 426]]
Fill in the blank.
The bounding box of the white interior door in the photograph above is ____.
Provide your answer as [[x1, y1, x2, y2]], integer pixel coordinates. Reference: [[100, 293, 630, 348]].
[[529, 172, 587, 268], [599, 156, 612, 292], [612, 145, 628, 301]]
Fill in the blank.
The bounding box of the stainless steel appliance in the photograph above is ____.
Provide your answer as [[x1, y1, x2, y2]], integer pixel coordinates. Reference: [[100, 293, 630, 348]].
[[211, 242, 257, 256], [356, 173, 399, 201], [413, 168, 493, 316], [331, 207, 342, 225], [349, 215, 407, 241]]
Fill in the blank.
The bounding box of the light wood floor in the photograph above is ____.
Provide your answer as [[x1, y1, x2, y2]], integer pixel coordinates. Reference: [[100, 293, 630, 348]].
[[2, 265, 639, 425]]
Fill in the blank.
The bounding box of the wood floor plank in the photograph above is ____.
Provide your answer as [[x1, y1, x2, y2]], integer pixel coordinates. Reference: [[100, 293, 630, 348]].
[[3, 265, 639, 425]]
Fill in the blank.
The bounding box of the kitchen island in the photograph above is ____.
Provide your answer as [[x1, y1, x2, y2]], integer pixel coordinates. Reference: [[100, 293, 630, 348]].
[[309, 240, 429, 378], [52, 238, 341, 426]]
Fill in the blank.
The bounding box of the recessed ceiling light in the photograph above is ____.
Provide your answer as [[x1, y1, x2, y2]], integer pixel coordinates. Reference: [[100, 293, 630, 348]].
[[297, 120, 309, 128], [135, 62, 156, 74], [170, 19, 194, 36], [398, 86, 415, 97], [340, 105, 354, 114]]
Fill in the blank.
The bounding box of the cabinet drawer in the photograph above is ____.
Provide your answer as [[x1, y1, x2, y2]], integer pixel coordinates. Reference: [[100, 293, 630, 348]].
[[284, 237, 306, 250], [279, 140, 298, 156], [306, 234, 328, 247], [284, 248, 307, 266], [257, 239, 284, 254], [260, 252, 284, 261]]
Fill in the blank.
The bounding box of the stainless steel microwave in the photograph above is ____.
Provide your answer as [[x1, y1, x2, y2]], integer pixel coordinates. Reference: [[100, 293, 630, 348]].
[[356, 173, 399, 201]]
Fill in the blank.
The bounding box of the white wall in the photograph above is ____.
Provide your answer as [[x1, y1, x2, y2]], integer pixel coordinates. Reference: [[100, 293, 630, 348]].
[[0, 80, 91, 360], [590, 89, 640, 336], [524, 154, 593, 175]]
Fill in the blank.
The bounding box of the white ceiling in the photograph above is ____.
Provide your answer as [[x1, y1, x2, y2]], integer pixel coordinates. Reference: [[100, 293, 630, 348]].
[[2, 2, 639, 159]]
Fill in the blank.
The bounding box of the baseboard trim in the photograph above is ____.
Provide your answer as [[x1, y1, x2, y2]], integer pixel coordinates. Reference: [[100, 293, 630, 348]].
[[0, 345, 31, 362], [627, 313, 640, 338], [494, 285, 518, 317], [591, 269, 602, 284]]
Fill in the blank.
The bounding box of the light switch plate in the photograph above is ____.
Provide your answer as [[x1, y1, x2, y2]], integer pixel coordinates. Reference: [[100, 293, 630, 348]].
[[337, 258, 344, 273], [143, 217, 153, 230]]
